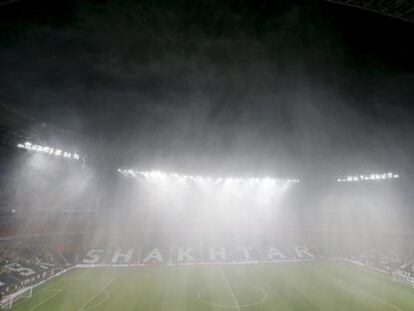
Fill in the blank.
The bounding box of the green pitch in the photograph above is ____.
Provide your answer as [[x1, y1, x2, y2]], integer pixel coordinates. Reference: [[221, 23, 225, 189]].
[[10, 261, 414, 310]]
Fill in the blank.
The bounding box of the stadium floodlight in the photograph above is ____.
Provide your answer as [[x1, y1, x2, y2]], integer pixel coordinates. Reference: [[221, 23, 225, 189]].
[[17, 141, 81, 161], [117, 169, 300, 184], [337, 172, 399, 183]]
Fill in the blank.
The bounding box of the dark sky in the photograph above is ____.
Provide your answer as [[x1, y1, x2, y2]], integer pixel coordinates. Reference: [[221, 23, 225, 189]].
[[0, 0, 413, 177]]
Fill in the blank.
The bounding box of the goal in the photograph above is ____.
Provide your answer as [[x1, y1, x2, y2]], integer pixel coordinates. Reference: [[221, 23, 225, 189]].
[[393, 270, 414, 288], [0, 286, 33, 309]]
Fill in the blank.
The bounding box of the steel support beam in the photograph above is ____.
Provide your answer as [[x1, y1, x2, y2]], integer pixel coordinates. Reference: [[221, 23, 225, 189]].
[[324, 0, 414, 23]]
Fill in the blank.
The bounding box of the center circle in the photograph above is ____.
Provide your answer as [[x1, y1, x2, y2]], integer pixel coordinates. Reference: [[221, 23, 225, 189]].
[[198, 283, 268, 308]]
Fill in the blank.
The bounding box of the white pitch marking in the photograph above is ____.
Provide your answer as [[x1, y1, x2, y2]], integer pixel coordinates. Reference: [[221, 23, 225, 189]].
[[220, 268, 242, 311], [11, 276, 112, 310], [78, 278, 114, 311], [46, 275, 69, 288], [68, 277, 114, 281], [337, 279, 405, 311], [28, 289, 63, 311], [198, 284, 268, 308], [83, 291, 110, 311], [8, 277, 68, 309]]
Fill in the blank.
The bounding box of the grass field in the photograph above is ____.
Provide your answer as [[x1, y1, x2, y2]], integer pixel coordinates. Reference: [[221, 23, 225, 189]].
[[9, 261, 414, 311]]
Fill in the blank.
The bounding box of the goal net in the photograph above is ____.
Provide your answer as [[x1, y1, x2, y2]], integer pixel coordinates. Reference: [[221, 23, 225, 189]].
[[0, 286, 33, 309], [393, 270, 414, 288]]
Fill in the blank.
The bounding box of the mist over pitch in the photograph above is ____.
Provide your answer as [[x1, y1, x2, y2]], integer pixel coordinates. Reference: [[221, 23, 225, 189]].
[[0, 3, 413, 308]]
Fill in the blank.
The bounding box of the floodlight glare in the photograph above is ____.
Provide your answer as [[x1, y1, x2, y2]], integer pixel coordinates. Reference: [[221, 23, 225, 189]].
[[117, 169, 300, 184], [337, 172, 399, 183], [17, 141, 81, 161]]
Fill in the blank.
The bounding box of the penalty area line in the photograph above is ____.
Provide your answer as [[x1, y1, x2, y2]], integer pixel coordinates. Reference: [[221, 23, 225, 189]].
[[28, 289, 63, 311], [78, 277, 114, 311], [337, 279, 404, 311], [83, 291, 110, 311]]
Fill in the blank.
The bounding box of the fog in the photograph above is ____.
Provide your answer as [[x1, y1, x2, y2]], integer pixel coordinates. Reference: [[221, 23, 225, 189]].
[[0, 0, 413, 262], [3, 146, 411, 262]]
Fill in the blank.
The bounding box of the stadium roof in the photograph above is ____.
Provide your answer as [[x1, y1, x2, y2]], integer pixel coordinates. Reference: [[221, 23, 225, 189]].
[[2, 0, 414, 23], [0, 0, 413, 176], [324, 0, 414, 23]]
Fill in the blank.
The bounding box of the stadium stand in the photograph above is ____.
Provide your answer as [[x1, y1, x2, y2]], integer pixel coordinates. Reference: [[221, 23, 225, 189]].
[[1, 228, 413, 301], [0, 236, 73, 300]]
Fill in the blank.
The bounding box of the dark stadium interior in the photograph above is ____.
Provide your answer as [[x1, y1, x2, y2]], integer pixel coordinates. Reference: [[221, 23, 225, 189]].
[[0, 0, 413, 310]]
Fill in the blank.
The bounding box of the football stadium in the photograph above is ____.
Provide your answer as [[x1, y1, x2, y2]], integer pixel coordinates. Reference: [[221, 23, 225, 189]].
[[0, 0, 413, 310]]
